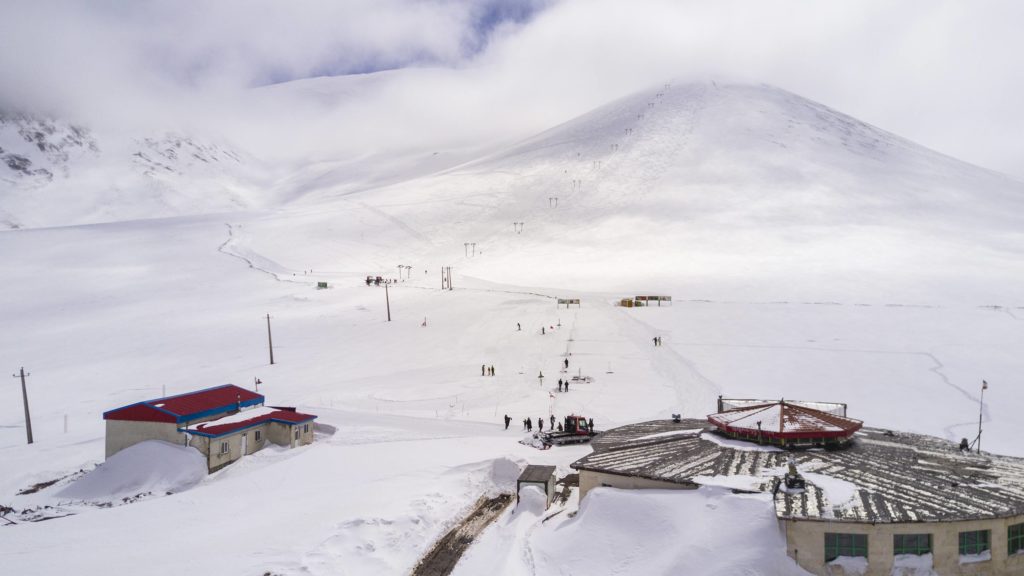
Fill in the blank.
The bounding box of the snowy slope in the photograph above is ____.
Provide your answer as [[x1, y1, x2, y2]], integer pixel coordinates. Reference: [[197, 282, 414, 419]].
[[1, 81, 1022, 576]]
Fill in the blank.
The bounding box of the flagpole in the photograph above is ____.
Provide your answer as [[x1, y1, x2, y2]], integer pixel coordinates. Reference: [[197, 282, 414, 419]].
[[977, 380, 987, 454]]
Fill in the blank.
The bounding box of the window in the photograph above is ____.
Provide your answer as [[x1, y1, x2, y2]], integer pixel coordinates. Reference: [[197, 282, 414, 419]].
[[294, 429, 300, 440], [824, 533, 868, 561], [893, 534, 932, 556], [254, 430, 262, 442], [1010, 523, 1024, 556], [219, 441, 229, 454], [303, 424, 309, 433], [960, 530, 990, 556]]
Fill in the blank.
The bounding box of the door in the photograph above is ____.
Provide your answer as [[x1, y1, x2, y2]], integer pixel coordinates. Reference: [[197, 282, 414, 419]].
[[241, 432, 248, 457]]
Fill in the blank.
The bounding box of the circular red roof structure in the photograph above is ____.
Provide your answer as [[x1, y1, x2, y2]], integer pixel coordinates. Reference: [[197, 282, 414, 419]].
[[707, 399, 863, 447]]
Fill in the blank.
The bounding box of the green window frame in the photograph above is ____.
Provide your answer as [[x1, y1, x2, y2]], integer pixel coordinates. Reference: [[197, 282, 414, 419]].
[[959, 529, 991, 556], [893, 534, 932, 556], [824, 533, 868, 561], [1010, 523, 1024, 555]]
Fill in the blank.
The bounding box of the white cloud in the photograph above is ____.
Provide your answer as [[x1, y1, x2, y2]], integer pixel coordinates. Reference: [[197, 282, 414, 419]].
[[2, 0, 1021, 177]]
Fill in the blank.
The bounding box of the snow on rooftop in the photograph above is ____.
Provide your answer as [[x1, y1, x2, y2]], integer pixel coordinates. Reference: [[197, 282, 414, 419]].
[[631, 428, 704, 442], [575, 419, 1024, 523], [186, 406, 279, 431], [700, 431, 783, 453]]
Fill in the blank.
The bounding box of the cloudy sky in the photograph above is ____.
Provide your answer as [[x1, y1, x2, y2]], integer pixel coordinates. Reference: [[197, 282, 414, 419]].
[[2, 0, 1022, 177]]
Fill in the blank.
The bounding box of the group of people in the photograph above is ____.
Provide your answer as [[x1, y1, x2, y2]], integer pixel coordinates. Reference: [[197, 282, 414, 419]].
[[652, 336, 663, 346], [502, 414, 595, 434], [557, 378, 572, 392], [481, 364, 496, 376]]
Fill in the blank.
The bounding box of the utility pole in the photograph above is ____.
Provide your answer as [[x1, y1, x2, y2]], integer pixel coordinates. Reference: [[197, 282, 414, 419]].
[[13, 367, 32, 444], [266, 314, 275, 365], [977, 380, 988, 453], [385, 282, 392, 322]]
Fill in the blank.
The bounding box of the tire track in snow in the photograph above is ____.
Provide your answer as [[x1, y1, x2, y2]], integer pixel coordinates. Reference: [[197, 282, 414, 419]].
[[602, 299, 720, 416], [217, 223, 293, 283]]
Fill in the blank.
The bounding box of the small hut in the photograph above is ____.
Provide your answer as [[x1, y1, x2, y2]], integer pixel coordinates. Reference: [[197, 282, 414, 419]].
[[517, 465, 556, 508]]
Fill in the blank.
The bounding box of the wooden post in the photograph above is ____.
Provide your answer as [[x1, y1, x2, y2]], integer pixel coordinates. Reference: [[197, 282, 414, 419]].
[[13, 367, 33, 444], [266, 314, 275, 365]]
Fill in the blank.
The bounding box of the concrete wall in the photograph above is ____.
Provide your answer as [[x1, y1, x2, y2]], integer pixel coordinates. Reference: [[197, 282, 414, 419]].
[[267, 420, 314, 448], [267, 421, 293, 446], [784, 515, 1024, 576], [578, 470, 696, 500], [105, 420, 184, 458]]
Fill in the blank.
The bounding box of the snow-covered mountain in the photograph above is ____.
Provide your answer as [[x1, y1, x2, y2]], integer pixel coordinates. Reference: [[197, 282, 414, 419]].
[[262, 81, 1024, 304], [0, 110, 268, 229]]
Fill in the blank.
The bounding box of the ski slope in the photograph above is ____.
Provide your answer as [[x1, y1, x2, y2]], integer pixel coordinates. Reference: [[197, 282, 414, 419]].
[[1, 81, 1022, 575]]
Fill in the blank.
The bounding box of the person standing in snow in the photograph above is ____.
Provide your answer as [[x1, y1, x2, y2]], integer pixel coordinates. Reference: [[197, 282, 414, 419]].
[[517, 322, 521, 331], [491, 365, 495, 376], [550, 414, 556, 429], [527, 418, 532, 432], [537, 417, 543, 431], [504, 414, 511, 430], [482, 364, 486, 376], [564, 380, 569, 392], [564, 358, 569, 369], [558, 378, 563, 392], [588, 417, 594, 431], [541, 326, 545, 335]]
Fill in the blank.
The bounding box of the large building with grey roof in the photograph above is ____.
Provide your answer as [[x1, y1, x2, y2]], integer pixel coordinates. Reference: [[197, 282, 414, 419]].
[[571, 402, 1024, 576]]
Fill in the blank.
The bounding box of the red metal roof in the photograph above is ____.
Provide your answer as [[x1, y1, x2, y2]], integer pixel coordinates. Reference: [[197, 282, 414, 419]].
[[104, 384, 264, 423], [182, 408, 317, 437], [102, 402, 177, 423], [707, 400, 862, 441]]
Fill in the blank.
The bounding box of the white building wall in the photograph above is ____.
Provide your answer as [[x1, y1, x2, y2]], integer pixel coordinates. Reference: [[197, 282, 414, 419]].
[[577, 469, 696, 500]]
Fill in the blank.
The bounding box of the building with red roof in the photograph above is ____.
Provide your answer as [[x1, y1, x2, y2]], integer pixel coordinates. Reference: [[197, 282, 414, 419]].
[[104, 384, 316, 472]]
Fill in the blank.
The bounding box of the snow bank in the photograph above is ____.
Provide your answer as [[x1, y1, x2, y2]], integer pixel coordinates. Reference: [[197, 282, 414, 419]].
[[58, 441, 206, 501], [516, 485, 547, 515], [490, 457, 523, 492], [803, 472, 859, 509], [692, 474, 765, 492], [891, 553, 936, 576], [959, 549, 991, 564], [531, 487, 810, 575], [828, 555, 868, 575]]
